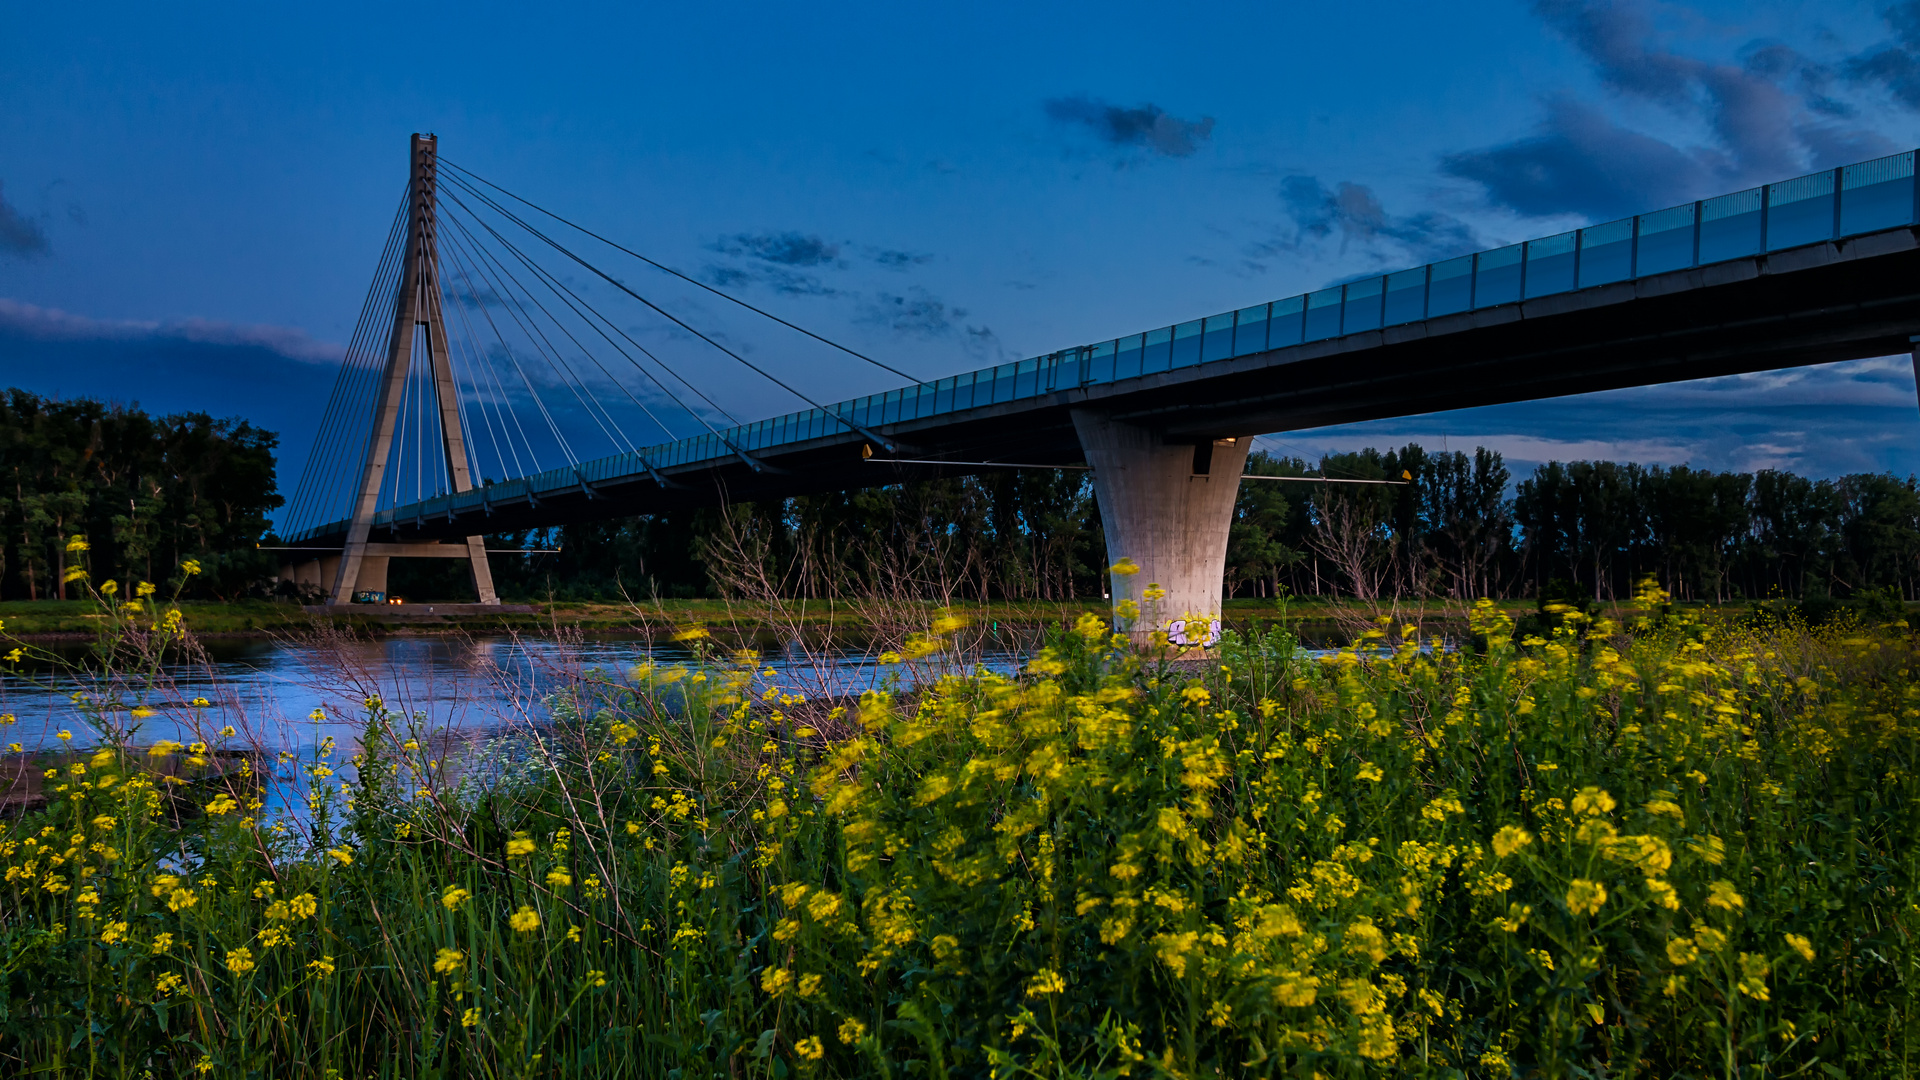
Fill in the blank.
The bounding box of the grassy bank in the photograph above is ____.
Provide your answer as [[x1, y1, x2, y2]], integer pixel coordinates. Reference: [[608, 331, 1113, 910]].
[[0, 596, 1548, 641], [3, 584, 1918, 1076]]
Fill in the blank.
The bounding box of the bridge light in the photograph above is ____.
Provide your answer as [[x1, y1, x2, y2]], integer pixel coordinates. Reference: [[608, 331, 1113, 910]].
[[861, 442, 873, 459]]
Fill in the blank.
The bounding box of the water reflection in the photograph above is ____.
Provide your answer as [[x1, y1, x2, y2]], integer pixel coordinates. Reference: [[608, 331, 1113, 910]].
[[2, 634, 1029, 756]]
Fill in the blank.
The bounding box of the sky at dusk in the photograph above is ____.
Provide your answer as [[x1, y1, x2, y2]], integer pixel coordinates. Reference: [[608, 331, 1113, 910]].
[[5, 0, 1920, 514]]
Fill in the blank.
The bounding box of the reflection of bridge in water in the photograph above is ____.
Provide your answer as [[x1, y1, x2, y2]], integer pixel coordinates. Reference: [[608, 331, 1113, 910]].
[[280, 137, 1920, 632]]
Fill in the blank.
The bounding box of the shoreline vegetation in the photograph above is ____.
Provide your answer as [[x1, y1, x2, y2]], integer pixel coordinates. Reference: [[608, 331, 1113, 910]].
[[2, 594, 1912, 643], [3, 564, 1918, 1076]]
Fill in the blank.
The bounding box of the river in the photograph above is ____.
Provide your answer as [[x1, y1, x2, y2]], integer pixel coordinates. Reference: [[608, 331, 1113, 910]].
[[2, 634, 1029, 757]]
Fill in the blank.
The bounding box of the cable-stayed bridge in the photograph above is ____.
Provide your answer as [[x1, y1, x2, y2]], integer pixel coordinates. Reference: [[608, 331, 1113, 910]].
[[279, 136, 1920, 628]]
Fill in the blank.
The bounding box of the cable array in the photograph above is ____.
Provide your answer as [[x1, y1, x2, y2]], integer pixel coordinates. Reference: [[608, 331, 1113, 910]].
[[282, 164, 920, 540]]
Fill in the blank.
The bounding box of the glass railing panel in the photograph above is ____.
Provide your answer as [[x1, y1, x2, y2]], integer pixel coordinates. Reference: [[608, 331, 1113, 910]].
[[1578, 218, 1633, 286], [1766, 171, 1837, 251], [1267, 295, 1304, 347], [1015, 356, 1040, 397], [1636, 203, 1696, 275], [1114, 334, 1144, 379], [1201, 312, 1236, 362], [1700, 187, 1762, 262], [1841, 151, 1915, 235], [1341, 275, 1384, 333], [1232, 304, 1270, 355], [885, 388, 904, 424], [994, 362, 1020, 403], [1383, 267, 1426, 325], [1474, 244, 1523, 307], [1524, 230, 1577, 297], [1088, 339, 1117, 383], [1304, 288, 1343, 341], [933, 377, 954, 413], [1170, 319, 1205, 367], [1142, 326, 1173, 373], [1428, 255, 1473, 315]]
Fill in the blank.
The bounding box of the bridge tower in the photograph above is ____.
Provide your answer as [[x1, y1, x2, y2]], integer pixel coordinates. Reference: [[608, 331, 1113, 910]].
[[324, 133, 499, 606]]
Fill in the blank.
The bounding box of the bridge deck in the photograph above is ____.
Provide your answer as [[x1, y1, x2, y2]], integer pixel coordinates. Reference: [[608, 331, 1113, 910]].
[[288, 150, 1920, 546]]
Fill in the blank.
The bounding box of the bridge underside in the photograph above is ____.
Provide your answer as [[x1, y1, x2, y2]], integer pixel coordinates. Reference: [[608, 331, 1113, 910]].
[[298, 226, 1920, 552]]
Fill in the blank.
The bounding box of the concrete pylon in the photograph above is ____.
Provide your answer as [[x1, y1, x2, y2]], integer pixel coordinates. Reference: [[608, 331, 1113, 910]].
[[1072, 409, 1250, 645], [327, 133, 499, 606]]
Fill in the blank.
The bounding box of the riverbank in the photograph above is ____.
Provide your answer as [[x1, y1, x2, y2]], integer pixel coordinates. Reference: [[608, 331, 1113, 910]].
[[2, 593, 1902, 644], [0, 596, 1542, 641]]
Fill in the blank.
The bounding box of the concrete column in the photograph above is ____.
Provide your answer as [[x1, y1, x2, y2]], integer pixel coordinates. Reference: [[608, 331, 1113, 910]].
[[355, 556, 390, 598], [1910, 335, 1920, 417], [1072, 409, 1250, 644]]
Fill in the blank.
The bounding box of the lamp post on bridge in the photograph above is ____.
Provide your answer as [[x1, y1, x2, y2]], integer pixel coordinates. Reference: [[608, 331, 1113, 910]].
[[323, 133, 500, 607]]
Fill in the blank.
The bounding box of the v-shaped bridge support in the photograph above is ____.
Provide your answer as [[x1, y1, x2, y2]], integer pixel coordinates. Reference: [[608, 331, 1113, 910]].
[[327, 133, 499, 606]]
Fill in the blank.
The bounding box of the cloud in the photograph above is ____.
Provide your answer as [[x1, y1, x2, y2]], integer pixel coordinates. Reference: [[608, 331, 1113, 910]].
[[1441, 97, 1714, 221], [0, 182, 51, 257], [699, 264, 840, 297], [1269, 355, 1920, 479], [1042, 95, 1216, 157], [702, 232, 933, 296], [1837, 1, 1920, 113], [1255, 177, 1480, 266], [0, 297, 341, 362], [1440, 0, 1899, 220], [707, 231, 842, 267], [861, 287, 962, 337], [866, 247, 933, 270], [0, 306, 351, 518], [857, 286, 1007, 362]]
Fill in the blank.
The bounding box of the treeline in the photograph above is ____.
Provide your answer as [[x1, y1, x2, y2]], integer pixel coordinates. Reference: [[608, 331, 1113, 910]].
[[0, 389, 281, 601], [465, 446, 1920, 606]]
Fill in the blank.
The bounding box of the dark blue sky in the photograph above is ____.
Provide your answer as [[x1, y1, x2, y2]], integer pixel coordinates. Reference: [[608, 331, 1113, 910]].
[[4, 0, 1920, 510]]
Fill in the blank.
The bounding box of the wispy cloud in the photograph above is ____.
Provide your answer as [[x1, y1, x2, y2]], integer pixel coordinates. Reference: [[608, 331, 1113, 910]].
[[0, 297, 341, 362], [0, 182, 51, 258], [866, 246, 933, 270], [702, 231, 938, 296], [858, 286, 1008, 363], [1242, 177, 1479, 275], [1042, 95, 1216, 158], [708, 231, 843, 267]]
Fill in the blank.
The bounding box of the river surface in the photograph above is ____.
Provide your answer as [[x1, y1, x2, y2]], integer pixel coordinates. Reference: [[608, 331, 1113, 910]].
[[2, 634, 1029, 756]]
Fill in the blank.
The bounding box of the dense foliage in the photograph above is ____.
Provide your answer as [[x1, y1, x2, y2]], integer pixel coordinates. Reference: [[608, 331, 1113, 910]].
[[0, 389, 281, 600], [4, 582, 1917, 1076]]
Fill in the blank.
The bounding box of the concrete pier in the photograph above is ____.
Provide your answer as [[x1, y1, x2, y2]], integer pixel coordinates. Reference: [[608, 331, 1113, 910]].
[[1072, 408, 1249, 644]]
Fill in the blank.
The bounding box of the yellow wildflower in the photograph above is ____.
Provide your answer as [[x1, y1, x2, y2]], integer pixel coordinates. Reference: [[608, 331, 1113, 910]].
[[1025, 968, 1067, 997], [1492, 825, 1533, 857], [509, 906, 540, 933], [1565, 878, 1607, 916]]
